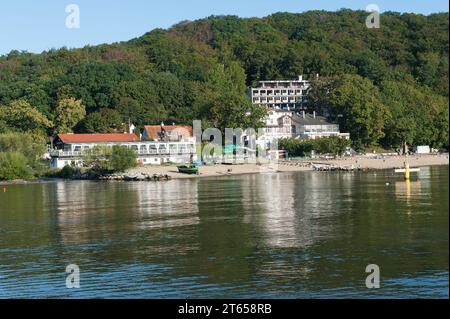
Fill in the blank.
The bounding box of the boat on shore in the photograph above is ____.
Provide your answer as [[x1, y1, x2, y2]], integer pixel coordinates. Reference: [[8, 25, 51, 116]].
[[177, 165, 199, 175]]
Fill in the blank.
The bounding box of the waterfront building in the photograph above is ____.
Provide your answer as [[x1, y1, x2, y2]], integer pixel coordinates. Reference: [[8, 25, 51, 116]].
[[249, 75, 349, 148], [49, 132, 196, 168], [257, 109, 350, 148], [250, 75, 311, 110]]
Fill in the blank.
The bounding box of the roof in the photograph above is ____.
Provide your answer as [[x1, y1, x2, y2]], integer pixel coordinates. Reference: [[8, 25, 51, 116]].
[[292, 113, 336, 126], [143, 125, 193, 140], [56, 133, 140, 143]]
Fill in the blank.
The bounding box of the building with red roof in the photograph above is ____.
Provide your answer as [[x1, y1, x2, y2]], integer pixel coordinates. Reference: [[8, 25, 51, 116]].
[[142, 124, 194, 142], [49, 132, 197, 169], [55, 133, 140, 144]]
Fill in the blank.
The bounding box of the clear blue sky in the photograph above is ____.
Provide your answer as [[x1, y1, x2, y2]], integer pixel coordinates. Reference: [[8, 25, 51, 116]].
[[1, 0, 448, 55]]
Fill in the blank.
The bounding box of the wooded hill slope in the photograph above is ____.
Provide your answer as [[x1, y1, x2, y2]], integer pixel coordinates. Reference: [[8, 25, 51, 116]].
[[0, 10, 448, 149]]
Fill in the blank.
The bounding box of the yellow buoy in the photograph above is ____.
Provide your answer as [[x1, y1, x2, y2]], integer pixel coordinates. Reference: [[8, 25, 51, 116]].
[[404, 162, 410, 180]]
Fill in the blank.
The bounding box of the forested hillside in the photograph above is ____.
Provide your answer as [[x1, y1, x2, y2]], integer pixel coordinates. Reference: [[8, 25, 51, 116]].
[[0, 10, 448, 150]]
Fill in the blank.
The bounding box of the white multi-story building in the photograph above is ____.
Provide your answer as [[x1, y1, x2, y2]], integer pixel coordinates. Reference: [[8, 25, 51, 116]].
[[257, 109, 350, 149], [49, 131, 197, 168], [250, 75, 311, 110]]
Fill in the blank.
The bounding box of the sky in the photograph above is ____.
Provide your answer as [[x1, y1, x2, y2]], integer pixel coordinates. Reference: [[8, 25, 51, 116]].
[[0, 0, 448, 55]]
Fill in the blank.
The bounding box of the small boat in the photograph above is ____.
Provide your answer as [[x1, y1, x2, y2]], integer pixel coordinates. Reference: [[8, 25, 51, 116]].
[[177, 165, 199, 175]]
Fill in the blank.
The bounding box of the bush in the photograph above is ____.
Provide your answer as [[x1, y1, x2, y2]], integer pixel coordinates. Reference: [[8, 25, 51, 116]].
[[279, 138, 315, 157], [83, 145, 137, 174], [313, 136, 351, 156], [0, 152, 34, 180], [0, 132, 46, 159], [111, 145, 138, 172], [83, 145, 113, 174], [59, 165, 76, 179], [279, 137, 351, 157]]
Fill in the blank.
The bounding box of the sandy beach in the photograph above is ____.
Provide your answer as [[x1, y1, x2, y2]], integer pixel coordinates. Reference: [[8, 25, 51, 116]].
[[312, 153, 450, 170], [126, 153, 449, 179], [126, 162, 311, 179]]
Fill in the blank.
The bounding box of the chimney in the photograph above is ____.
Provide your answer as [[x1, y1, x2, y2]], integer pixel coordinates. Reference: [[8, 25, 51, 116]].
[[298, 75, 303, 81], [302, 110, 305, 119], [313, 111, 316, 119]]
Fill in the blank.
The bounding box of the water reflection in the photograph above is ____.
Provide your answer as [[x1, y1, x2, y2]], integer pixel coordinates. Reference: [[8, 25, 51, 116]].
[[241, 172, 356, 249], [0, 166, 448, 298], [134, 179, 199, 229], [54, 180, 201, 261], [395, 180, 422, 201]]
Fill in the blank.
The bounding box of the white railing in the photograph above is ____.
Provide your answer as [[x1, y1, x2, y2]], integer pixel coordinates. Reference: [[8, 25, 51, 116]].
[[49, 150, 83, 157], [50, 149, 196, 157]]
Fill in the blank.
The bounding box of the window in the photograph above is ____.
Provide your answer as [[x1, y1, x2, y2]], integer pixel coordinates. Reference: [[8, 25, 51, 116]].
[[169, 144, 177, 154]]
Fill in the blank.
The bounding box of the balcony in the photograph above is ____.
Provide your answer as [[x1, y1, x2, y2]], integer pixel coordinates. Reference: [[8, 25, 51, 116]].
[[49, 150, 83, 157], [50, 146, 196, 157]]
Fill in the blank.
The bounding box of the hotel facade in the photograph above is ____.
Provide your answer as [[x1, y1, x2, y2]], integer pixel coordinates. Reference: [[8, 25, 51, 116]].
[[49, 125, 197, 168], [251, 75, 350, 147], [250, 75, 311, 111]]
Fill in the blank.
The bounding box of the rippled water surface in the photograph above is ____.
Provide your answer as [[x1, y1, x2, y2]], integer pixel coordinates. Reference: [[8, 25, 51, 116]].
[[0, 166, 448, 298]]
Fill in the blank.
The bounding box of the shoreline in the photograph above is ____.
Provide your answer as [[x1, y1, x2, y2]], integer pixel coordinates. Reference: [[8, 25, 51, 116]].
[[1, 154, 448, 185], [312, 153, 449, 170], [125, 153, 449, 180]]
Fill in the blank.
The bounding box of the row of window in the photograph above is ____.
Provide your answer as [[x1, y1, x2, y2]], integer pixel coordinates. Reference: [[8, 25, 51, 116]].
[[259, 82, 309, 89], [69, 143, 196, 154], [300, 125, 339, 131], [252, 89, 308, 96], [253, 96, 305, 103]]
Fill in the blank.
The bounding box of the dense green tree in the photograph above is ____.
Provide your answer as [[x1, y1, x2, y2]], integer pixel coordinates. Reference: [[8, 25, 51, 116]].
[[54, 97, 86, 133], [59, 60, 135, 112], [111, 145, 138, 172], [311, 75, 389, 149], [77, 108, 124, 133], [111, 80, 167, 125], [0, 100, 53, 133], [0, 152, 34, 180], [380, 80, 449, 150], [0, 132, 46, 160], [198, 62, 266, 131]]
